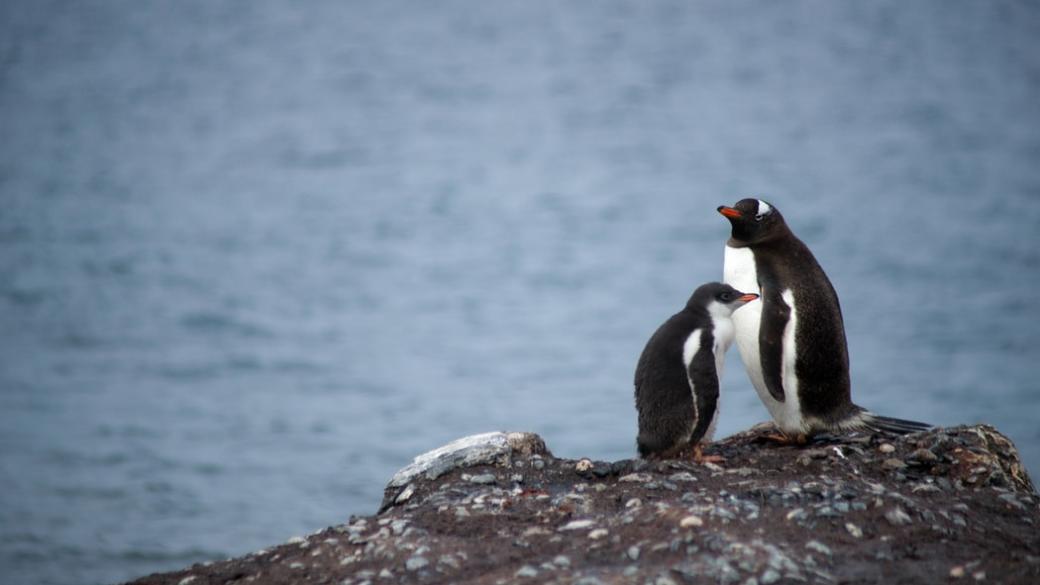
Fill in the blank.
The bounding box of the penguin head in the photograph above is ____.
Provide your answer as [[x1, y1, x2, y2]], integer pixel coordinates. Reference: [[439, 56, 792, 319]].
[[717, 198, 786, 244], [687, 282, 759, 318]]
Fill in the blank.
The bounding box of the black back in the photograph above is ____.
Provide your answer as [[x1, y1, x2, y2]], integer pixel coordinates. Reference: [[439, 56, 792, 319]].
[[723, 199, 855, 423], [634, 283, 740, 457]]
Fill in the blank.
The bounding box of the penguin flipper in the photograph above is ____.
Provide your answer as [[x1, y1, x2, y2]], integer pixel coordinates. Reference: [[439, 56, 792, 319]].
[[758, 289, 790, 402], [686, 348, 719, 445]]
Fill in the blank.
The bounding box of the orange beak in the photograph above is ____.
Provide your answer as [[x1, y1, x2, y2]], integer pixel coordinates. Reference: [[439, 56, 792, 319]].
[[738, 293, 759, 302], [717, 206, 742, 219]]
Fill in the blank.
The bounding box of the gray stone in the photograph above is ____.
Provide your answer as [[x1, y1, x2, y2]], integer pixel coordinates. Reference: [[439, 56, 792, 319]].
[[885, 507, 913, 526], [405, 556, 428, 571], [806, 540, 832, 556], [882, 458, 908, 470], [760, 569, 782, 585], [515, 565, 539, 578], [627, 545, 640, 561], [467, 473, 497, 485]]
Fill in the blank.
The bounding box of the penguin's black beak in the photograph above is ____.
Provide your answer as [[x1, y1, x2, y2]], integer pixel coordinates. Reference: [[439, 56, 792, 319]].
[[718, 206, 742, 219], [738, 293, 759, 303]]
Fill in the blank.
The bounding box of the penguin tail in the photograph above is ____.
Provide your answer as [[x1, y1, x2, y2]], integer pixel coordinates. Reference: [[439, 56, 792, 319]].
[[857, 411, 932, 435]]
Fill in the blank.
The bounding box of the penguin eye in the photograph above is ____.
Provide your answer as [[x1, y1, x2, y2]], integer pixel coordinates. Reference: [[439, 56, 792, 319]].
[[754, 213, 765, 222], [719, 292, 734, 302]]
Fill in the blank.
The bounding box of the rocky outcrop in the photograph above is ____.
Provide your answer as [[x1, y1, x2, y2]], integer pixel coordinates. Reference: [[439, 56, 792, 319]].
[[128, 424, 1039, 585]]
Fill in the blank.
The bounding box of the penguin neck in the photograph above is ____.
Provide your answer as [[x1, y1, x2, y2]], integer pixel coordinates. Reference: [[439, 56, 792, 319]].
[[727, 223, 795, 249]]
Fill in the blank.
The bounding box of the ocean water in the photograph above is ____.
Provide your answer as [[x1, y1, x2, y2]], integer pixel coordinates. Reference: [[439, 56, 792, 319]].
[[1, 2, 1038, 584]]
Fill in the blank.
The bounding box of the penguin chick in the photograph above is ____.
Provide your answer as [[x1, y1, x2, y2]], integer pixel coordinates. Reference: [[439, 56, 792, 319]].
[[635, 282, 758, 460], [718, 198, 932, 441]]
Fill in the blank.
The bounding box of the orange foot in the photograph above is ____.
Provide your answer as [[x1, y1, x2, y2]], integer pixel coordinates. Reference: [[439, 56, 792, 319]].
[[692, 444, 726, 465], [761, 432, 809, 446]]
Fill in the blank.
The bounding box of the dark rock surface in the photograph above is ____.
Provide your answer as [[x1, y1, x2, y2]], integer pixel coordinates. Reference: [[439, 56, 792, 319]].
[[128, 425, 1040, 585]]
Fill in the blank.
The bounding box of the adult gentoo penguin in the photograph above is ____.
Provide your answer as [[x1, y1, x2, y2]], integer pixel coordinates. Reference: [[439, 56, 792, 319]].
[[717, 198, 930, 441], [635, 282, 758, 460]]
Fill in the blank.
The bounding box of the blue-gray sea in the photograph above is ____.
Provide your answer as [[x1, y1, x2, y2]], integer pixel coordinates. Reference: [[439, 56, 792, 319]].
[[2, 2, 1038, 584]]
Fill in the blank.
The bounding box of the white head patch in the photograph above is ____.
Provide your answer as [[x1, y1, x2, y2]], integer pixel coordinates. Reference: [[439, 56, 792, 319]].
[[756, 200, 772, 216]]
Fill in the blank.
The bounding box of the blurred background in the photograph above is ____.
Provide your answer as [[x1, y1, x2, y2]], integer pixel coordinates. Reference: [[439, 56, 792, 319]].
[[2, 1, 1038, 584]]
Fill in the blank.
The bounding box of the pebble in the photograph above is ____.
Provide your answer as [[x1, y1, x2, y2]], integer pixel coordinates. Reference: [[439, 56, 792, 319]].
[[378, 569, 392, 579], [619, 472, 653, 483], [560, 519, 596, 531], [289, 562, 305, 569], [908, 448, 938, 464], [816, 506, 838, 517], [467, 473, 497, 485], [805, 540, 832, 556], [950, 565, 966, 578], [575, 458, 594, 472], [680, 515, 704, 528], [177, 577, 196, 585], [394, 484, 415, 504], [845, 522, 864, 538], [438, 555, 460, 569], [785, 508, 807, 522], [532, 458, 545, 470], [878, 443, 896, 454], [669, 471, 698, 482], [885, 507, 912, 526], [405, 556, 428, 571], [997, 494, 1026, 510], [553, 555, 571, 567], [625, 498, 642, 509], [882, 458, 907, 470], [627, 545, 640, 561], [588, 528, 609, 539], [760, 569, 781, 585], [286, 536, 307, 545], [515, 565, 539, 578]]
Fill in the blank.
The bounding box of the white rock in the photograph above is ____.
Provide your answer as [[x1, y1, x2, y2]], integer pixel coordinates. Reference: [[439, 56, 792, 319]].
[[680, 515, 704, 528], [560, 519, 596, 531], [845, 522, 864, 538], [387, 432, 548, 487]]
